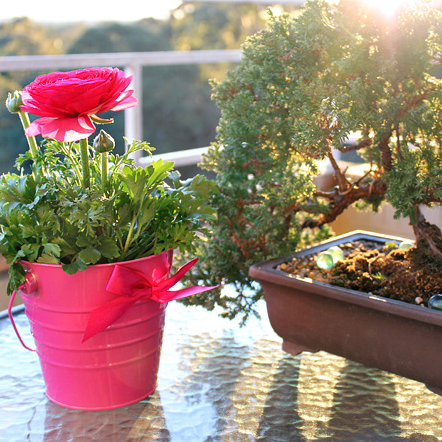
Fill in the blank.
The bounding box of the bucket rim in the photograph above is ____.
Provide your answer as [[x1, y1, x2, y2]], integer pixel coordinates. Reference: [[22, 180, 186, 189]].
[[20, 249, 172, 270]]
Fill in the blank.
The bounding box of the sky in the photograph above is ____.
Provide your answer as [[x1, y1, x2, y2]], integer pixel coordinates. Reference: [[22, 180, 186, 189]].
[[4, 0, 440, 24], [0, 0, 182, 23]]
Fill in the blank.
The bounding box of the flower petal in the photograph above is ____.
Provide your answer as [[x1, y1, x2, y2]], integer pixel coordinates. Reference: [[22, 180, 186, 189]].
[[110, 95, 138, 112], [25, 115, 96, 142], [21, 67, 137, 123]]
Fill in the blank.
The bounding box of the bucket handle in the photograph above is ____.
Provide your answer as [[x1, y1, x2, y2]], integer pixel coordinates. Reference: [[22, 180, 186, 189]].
[[8, 290, 35, 352]]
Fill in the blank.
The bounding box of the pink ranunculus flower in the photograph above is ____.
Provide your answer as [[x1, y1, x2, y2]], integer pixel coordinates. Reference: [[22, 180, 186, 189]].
[[20, 67, 137, 142]]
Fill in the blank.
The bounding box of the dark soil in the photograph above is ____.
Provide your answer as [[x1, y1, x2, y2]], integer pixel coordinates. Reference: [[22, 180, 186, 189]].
[[277, 240, 442, 308]]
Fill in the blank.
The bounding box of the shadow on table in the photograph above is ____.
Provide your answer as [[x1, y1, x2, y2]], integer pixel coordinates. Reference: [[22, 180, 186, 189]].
[[42, 391, 171, 442], [256, 355, 439, 442], [321, 360, 403, 442], [255, 355, 307, 442]]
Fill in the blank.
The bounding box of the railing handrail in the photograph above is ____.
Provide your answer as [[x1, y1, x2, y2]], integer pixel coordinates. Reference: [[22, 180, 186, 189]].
[[0, 49, 242, 71]]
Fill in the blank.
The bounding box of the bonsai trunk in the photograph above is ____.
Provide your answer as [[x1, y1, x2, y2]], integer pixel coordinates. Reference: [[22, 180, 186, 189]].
[[411, 206, 442, 262]]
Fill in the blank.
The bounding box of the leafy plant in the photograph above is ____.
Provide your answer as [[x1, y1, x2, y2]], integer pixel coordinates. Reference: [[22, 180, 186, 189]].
[[1, 69, 215, 295], [0, 137, 215, 295]]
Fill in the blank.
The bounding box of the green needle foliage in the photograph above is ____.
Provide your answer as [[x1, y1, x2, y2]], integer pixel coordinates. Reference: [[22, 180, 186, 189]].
[[182, 0, 442, 322]]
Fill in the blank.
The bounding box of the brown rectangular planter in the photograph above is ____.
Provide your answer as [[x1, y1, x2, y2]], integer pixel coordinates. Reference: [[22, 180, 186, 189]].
[[249, 230, 442, 394]]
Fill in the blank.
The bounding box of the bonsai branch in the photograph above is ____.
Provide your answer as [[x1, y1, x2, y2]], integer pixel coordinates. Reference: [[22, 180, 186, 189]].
[[327, 150, 351, 192], [304, 178, 387, 229], [338, 137, 372, 153]]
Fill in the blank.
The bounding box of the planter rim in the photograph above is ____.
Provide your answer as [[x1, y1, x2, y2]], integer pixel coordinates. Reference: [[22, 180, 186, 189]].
[[20, 249, 171, 270], [249, 230, 442, 327]]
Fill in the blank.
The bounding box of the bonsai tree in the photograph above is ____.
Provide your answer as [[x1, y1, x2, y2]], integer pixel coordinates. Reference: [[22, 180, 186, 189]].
[[182, 0, 442, 321]]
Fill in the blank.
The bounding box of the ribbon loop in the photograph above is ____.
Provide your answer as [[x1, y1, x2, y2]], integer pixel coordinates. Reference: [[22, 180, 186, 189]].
[[82, 257, 217, 342]]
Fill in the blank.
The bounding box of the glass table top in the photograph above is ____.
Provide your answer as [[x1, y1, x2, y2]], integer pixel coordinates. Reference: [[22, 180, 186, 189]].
[[1, 298, 442, 442]]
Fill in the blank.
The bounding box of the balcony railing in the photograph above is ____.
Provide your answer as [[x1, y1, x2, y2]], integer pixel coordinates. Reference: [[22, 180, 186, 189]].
[[0, 49, 242, 166]]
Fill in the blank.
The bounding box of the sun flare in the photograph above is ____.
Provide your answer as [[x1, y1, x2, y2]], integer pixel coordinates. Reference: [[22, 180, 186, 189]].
[[365, 0, 417, 17]]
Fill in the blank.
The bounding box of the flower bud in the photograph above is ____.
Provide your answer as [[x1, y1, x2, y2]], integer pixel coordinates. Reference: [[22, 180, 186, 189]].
[[93, 130, 115, 153], [5, 91, 23, 114]]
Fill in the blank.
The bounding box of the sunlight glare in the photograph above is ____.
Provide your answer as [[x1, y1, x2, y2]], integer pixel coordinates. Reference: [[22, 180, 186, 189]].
[[367, 0, 416, 17], [1, 0, 182, 23]]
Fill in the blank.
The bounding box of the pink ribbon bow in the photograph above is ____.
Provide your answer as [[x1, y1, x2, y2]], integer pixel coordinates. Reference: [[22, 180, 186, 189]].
[[82, 258, 217, 342]]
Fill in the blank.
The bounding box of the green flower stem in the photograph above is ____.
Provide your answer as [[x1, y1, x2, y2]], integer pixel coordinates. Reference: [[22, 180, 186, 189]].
[[18, 112, 39, 162], [121, 206, 142, 260], [101, 152, 108, 194], [59, 142, 83, 187], [121, 217, 136, 260], [79, 138, 90, 189]]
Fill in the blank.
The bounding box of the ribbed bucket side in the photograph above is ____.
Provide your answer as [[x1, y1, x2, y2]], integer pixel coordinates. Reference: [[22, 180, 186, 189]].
[[24, 298, 165, 410], [20, 252, 171, 410]]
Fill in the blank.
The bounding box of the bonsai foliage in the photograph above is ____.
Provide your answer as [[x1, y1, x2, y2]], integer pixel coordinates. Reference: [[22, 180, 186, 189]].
[[183, 0, 442, 321]]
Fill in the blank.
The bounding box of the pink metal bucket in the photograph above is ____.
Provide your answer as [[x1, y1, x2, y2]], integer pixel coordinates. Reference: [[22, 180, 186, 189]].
[[8, 251, 172, 410]]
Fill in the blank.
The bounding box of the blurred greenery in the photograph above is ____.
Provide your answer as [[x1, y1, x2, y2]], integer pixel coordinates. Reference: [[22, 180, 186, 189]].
[[0, 3, 300, 174]]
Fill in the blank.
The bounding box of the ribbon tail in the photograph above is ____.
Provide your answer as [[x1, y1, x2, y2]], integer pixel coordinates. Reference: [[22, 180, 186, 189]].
[[152, 285, 219, 303], [82, 296, 140, 343], [157, 258, 199, 292]]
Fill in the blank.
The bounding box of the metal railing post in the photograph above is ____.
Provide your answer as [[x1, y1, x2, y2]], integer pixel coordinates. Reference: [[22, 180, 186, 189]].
[[124, 63, 143, 162]]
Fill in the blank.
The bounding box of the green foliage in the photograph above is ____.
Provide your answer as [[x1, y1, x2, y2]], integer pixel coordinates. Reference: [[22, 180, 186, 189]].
[[68, 21, 170, 54], [170, 3, 267, 51], [182, 0, 442, 321], [0, 138, 216, 295], [0, 17, 69, 57]]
